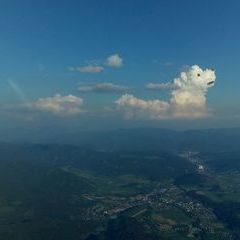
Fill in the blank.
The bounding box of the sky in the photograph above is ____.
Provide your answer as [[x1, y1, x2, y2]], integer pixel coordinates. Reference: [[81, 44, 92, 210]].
[[0, 0, 240, 140]]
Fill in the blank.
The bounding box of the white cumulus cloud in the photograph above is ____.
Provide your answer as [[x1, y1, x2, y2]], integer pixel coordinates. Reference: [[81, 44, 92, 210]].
[[27, 94, 84, 116], [106, 54, 123, 68], [116, 65, 216, 120], [171, 65, 216, 118], [115, 94, 170, 120]]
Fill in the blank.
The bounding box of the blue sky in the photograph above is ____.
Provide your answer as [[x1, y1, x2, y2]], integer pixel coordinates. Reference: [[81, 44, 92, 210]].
[[0, 0, 240, 139]]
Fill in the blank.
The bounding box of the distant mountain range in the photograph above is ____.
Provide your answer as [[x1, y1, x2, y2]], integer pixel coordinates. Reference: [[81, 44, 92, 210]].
[[42, 127, 240, 152], [2, 127, 240, 152]]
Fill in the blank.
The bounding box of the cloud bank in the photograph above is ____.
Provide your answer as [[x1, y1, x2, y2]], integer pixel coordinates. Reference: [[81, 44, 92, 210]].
[[116, 94, 170, 119], [27, 94, 84, 116], [116, 65, 216, 120]]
